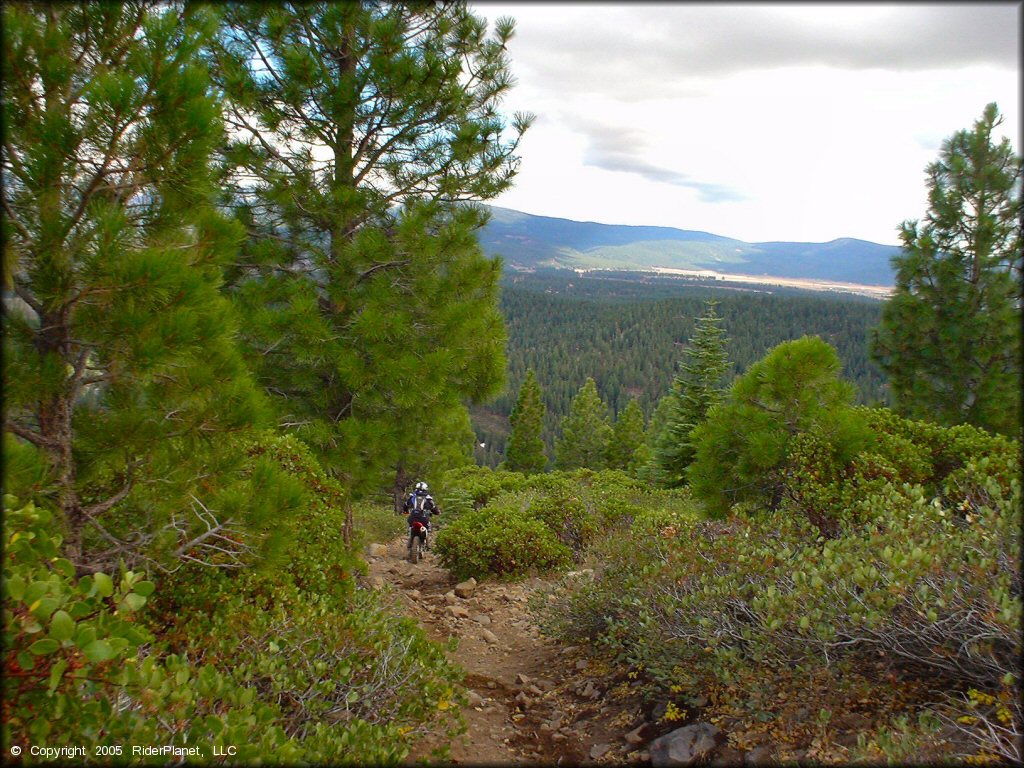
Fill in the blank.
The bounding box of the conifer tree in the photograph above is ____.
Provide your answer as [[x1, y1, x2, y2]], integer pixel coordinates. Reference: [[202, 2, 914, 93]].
[[652, 300, 730, 487], [689, 337, 870, 516], [2, 3, 285, 571], [505, 369, 547, 474], [871, 103, 1021, 436], [390, 405, 475, 512], [606, 399, 646, 474], [212, 3, 531, 526], [556, 378, 613, 470], [636, 395, 674, 484]]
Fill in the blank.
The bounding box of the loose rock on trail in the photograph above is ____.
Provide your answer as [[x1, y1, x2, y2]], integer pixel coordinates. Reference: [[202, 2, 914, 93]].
[[364, 538, 649, 766]]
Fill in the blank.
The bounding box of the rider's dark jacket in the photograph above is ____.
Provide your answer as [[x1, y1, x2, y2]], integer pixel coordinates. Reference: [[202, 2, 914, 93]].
[[404, 491, 439, 526]]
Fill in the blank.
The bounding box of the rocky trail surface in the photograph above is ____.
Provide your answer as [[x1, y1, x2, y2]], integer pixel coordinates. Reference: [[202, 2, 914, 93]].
[[364, 537, 663, 766]]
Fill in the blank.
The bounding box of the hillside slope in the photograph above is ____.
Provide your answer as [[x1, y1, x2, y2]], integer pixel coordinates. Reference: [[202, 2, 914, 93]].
[[476, 206, 898, 286]]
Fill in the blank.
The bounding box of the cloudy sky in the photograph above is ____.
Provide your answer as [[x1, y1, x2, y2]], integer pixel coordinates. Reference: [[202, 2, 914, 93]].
[[471, 2, 1021, 245]]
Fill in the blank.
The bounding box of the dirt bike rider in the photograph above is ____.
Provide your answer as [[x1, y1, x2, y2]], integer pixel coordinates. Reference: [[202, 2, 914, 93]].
[[403, 481, 440, 549]]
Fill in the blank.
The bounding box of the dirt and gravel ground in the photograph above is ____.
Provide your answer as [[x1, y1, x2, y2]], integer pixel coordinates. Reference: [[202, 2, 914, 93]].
[[365, 537, 652, 766]]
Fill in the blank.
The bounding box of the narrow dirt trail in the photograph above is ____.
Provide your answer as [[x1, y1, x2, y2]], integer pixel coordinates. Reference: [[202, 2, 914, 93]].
[[365, 537, 642, 766]]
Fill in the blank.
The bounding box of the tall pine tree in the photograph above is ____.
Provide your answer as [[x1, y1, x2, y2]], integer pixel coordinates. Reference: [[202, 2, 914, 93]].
[[606, 399, 646, 474], [652, 300, 730, 487], [556, 378, 612, 470], [505, 369, 547, 474], [2, 3, 287, 571], [871, 103, 1021, 436], [212, 3, 531, 531]]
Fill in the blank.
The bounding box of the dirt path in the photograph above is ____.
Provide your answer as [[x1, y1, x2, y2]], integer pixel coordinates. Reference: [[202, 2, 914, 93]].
[[365, 537, 644, 766]]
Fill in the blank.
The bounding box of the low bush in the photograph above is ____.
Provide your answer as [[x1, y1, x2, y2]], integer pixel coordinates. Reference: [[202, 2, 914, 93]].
[[4, 431, 467, 764], [352, 500, 407, 549], [2, 496, 301, 762], [437, 465, 528, 513], [149, 433, 465, 763], [433, 499, 573, 581], [435, 468, 667, 579], [542, 413, 1021, 761]]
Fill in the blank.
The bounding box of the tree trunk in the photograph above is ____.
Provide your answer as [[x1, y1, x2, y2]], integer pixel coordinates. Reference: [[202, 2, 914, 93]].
[[35, 309, 87, 567], [343, 497, 354, 549]]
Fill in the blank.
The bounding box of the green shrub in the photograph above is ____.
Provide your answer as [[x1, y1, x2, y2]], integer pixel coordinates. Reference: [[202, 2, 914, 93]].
[[2, 496, 301, 763], [537, 499, 703, 653], [435, 468, 662, 579], [546, 445, 1021, 696], [147, 433, 465, 763], [859, 406, 1019, 498], [352, 500, 406, 548], [438, 465, 528, 512], [434, 499, 573, 581]]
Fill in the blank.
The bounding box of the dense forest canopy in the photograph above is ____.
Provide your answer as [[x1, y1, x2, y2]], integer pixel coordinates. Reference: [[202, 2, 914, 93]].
[[470, 270, 887, 466]]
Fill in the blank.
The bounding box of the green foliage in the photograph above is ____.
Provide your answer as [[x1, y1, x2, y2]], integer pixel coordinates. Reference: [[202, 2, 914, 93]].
[[544, 414, 1021, 720], [215, 2, 528, 496], [2, 496, 302, 762], [2, 433, 52, 500], [438, 465, 531, 514], [556, 377, 613, 470], [689, 336, 871, 518], [606, 398, 647, 475], [652, 299, 730, 486], [352, 501, 407, 549], [505, 368, 548, 473], [436, 467, 669, 580], [2, 2, 270, 571], [850, 710, 945, 764], [434, 501, 573, 582], [871, 102, 1022, 436], [148, 432, 464, 763]]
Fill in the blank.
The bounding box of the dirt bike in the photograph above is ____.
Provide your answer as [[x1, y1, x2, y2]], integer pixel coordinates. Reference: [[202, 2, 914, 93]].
[[408, 519, 429, 564]]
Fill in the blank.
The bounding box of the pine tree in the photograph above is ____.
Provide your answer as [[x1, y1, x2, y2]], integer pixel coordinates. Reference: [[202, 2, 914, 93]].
[[390, 405, 476, 512], [556, 378, 613, 470], [636, 395, 674, 484], [871, 103, 1022, 436], [652, 300, 730, 487], [505, 369, 547, 474], [606, 399, 646, 474], [212, 4, 531, 529], [689, 337, 870, 516], [2, 3, 282, 570]]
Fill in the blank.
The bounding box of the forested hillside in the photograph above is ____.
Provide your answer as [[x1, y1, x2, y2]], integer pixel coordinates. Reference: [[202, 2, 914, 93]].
[[471, 271, 887, 466], [476, 206, 899, 285]]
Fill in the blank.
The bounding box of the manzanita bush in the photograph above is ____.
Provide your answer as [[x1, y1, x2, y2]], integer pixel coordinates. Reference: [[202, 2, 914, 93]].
[[542, 411, 1021, 760], [434, 467, 673, 580], [3, 497, 300, 763]]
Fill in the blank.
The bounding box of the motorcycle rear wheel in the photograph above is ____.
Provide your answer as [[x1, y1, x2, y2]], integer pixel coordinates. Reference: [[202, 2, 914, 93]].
[[409, 535, 421, 564]]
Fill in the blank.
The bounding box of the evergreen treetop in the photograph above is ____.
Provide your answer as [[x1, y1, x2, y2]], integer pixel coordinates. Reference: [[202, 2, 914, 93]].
[[652, 299, 730, 487], [871, 102, 1021, 436], [556, 377, 612, 471], [505, 369, 547, 474], [607, 398, 647, 475]]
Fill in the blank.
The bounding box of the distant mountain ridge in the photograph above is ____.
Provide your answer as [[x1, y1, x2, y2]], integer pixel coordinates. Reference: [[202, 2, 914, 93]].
[[476, 205, 899, 286]]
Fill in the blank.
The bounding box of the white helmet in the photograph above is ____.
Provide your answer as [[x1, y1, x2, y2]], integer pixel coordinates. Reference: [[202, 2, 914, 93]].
[[415, 481, 428, 492]]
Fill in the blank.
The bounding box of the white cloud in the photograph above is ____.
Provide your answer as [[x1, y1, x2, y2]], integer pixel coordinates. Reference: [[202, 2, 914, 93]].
[[476, 2, 1021, 244]]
